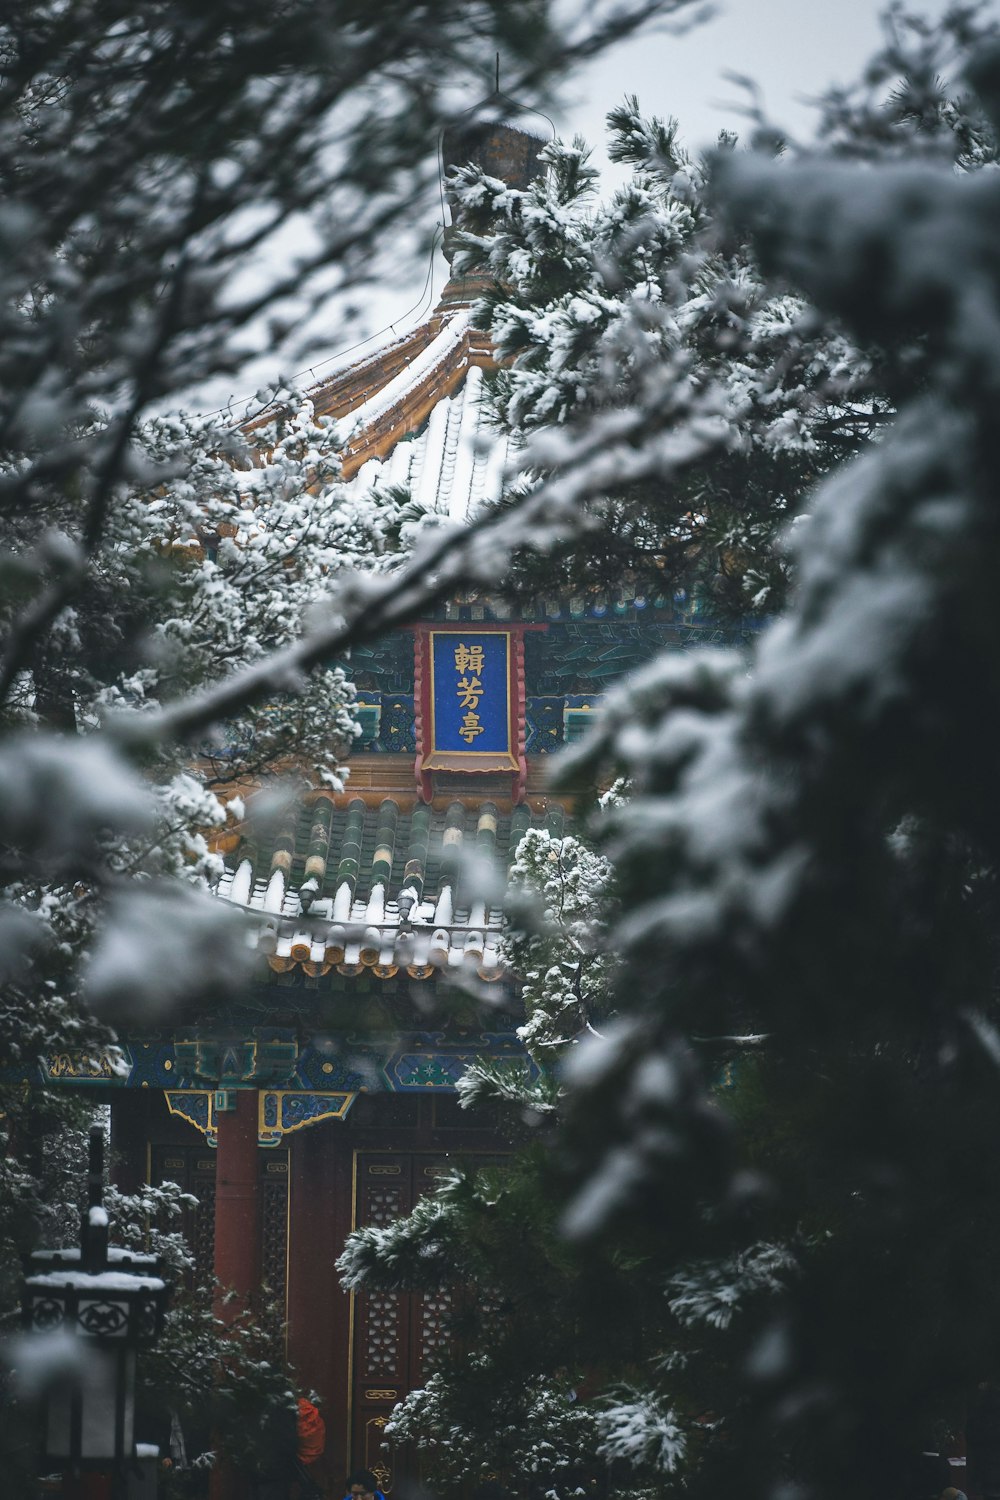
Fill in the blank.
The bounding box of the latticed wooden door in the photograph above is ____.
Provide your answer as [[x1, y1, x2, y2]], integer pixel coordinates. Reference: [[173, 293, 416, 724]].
[[350, 1153, 456, 1492], [150, 1143, 289, 1311], [259, 1149, 290, 1318], [151, 1143, 219, 1292]]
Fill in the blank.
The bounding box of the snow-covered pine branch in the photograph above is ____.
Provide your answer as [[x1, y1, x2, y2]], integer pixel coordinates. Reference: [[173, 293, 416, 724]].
[[337, 1190, 463, 1293], [502, 825, 615, 1065], [447, 97, 875, 615]]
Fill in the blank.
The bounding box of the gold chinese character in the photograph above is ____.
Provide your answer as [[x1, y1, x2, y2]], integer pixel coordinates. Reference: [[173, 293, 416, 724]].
[[459, 712, 485, 744], [454, 642, 485, 675], [456, 674, 482, 710]]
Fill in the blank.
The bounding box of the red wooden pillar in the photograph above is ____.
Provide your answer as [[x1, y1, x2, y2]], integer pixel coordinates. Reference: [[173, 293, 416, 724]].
[[210, 1092, 261, 1500], [212, 1090, 260, 1321], [286, 1120, 355, 1483]]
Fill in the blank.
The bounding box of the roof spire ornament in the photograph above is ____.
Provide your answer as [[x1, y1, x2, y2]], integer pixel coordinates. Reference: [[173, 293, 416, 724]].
[[440, 75, 552, 265]]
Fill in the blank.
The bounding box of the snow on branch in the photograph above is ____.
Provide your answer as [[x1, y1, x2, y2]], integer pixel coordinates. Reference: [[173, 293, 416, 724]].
[[337, 1190, 464, 1293], [665, 1242, 797, 1330], [596, 1388, 687, 1472]]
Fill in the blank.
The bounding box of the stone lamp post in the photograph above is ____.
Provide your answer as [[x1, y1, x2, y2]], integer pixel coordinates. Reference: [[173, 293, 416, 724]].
[[21, 1125, 171, 1477]]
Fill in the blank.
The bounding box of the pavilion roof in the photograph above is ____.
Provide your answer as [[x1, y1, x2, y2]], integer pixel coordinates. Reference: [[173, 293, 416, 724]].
[[245, 278, 511, 524], [216, 792, 566, 984], [221, 283, 541, 991]]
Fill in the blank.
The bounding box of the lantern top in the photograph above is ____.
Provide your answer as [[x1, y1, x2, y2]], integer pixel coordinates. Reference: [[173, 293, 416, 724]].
[[24, 1268, 165, 1292], [21, 1125, 170, 1348], [26, 1246, 158, 1270], [24, 1126, 162, 1289]]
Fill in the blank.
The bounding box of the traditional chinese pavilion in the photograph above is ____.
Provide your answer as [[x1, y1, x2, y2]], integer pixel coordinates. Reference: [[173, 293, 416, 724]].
[[27, 112, 752, 1495]]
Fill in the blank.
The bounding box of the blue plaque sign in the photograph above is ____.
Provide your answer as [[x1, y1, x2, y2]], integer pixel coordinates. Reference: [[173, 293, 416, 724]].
[[430, 632, 511, 754]]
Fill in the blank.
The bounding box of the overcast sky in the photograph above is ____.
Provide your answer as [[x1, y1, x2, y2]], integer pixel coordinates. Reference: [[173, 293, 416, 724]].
[[561, 0, 905, 165], [194, 0, 965, 419]]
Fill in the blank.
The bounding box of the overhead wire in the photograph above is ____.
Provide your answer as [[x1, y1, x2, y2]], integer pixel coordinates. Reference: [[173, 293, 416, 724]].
[[203, 68, 554, 433], [201, 223, 444, 429], [442, 54, 556, 148]]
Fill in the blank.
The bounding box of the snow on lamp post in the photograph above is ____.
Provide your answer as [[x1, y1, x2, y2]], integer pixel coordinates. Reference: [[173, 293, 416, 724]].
[[21, 1125, 170, 1471]]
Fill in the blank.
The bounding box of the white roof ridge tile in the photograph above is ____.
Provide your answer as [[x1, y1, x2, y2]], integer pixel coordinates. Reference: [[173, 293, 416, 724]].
[[414, 397, 451, 510], [340, 307, 472, 434], [331, 331, 507, 524]]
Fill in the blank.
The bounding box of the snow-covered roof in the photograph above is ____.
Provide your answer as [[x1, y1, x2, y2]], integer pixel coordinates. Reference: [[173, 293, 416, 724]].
[[305, 284, 509, 523], [217, 794, 567, 983], [344, 363, 510, 523], [25, 1269, 166, 1292]]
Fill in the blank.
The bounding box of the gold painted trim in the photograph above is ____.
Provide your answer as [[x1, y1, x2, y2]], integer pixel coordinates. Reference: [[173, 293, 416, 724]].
[[41, 1047, 127, 1081], [164, 1089, 216, 1144], [280, 1095, 355, 1134], [258, 1090, 357, 1144]]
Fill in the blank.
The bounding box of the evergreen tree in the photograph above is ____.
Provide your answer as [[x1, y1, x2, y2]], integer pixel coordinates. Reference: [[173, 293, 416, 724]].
[[340, 14, 1000, 1500], [549, 14, 1000, 1500], [449, 26, 1000, 619], [338, 823, 661, 1499], [0, 0, 688, 1061], [0, 1095, 303, 1498], [448, 101, 876, 617], [11, 6, 1000, 1499], [0, 0, 701, 1482]]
